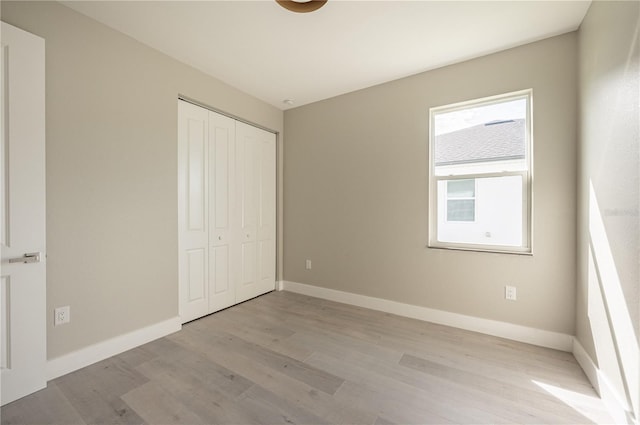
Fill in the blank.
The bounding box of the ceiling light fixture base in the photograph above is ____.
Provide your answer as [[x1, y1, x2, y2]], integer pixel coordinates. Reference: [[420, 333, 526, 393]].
[[276, 0, 328, 13]]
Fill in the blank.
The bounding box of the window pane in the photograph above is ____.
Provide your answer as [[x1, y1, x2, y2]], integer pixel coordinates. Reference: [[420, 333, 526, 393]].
[[447, 200, 475, 221], [437, 175, 523, 246], [447, 179, 475, 198], [434, 98, 527, 176]]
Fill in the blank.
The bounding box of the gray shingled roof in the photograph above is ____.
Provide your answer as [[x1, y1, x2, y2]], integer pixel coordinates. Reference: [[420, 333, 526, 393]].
[[435, 119, 525, 166]]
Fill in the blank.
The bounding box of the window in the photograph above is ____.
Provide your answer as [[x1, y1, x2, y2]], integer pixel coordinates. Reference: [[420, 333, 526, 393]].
[[428, 90, 532, 254]]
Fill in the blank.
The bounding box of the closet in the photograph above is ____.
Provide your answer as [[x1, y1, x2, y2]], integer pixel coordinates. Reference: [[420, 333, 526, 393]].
[[178, 100, 276, 323]]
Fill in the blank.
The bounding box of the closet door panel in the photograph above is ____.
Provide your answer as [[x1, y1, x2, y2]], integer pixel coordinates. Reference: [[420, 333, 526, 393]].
[[236, 122, 275, 303], [241, 242, 256, 285], [186, 249, 206, 302], [178, 101, 209, 323], [211, 246, 230, 292], [257, 133, 276, 289], [236, 123, 258, 302], [187, 121, 206, 231], [208, 112, 237, 312], [241, 133, 257, 240]]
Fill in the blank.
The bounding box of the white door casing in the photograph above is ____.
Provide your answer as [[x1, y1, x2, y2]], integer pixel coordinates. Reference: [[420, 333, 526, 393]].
[[0, 22, 47, 406], [178, 100, 275, 323]]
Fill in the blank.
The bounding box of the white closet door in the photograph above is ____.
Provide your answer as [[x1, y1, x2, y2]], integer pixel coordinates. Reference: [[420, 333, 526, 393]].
[[179, 100, 276, 322], [178, 101, 209, 323], [208, 111, 237, 312], [236, 122, 276, 303]]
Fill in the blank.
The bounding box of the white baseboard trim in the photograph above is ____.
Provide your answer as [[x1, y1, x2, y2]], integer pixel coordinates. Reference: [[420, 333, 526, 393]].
[[573, 337, 635, 425], [47, 317, 182, 381], [572, 337, 600, 389], [276, 280, 285, 291], [281, 281, 573, 352]]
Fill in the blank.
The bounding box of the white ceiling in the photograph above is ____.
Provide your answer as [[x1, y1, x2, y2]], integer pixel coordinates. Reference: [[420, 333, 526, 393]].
[[61, 0, 591, 110]]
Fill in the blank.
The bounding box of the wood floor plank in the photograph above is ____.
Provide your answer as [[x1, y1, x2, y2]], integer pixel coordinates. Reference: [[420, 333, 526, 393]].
[[306, 351, 509, 424], [53, 390, 144, 425], [134, 349, 254, 401], [285, 328, 403, 364], [334, 379, 456, 424], [0, 383, 86, 425], [121, 383, 205, 425], [197, 310, 312, 361], [201, 309, 296, 349], [373, 416, 396, 425], [237, 384, 329, 425], [52, 356, 148, 425], [173, 325, 345, 395], [133, 360, 257, 424]]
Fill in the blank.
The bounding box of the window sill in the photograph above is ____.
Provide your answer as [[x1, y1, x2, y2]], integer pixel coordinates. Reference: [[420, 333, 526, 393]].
[[427, 243, 533, 256]]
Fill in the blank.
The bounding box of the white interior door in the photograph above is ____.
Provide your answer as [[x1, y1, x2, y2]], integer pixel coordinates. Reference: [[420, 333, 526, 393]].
[[177, 101, 209, 323], [0, 22, 47, 406], [235, 122, 275, 303]]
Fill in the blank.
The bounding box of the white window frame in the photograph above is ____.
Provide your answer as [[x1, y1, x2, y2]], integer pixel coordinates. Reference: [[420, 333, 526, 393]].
[[428, 89, 533, 255]]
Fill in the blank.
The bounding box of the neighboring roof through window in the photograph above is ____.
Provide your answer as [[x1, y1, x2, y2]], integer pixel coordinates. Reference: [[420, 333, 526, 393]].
[[435, 118, 525, 166]]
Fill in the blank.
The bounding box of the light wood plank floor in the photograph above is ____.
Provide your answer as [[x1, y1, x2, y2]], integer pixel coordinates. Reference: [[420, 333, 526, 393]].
[[1, 291, 614, 425]]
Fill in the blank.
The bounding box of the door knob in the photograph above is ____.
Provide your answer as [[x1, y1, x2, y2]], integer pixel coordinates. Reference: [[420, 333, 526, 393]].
[[8, 252, 41, 264]]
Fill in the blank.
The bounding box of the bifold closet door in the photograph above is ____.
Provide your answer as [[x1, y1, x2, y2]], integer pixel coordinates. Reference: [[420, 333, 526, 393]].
[[235, 122, 276, 303], [208, 112, 237, 313], [178, 100, 275, 323], [178, 101, 210, 323]]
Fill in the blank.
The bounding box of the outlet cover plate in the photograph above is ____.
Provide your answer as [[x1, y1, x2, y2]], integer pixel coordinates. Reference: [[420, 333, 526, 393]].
[[505, 286, 517, 301], [54, 306, 70, 326]]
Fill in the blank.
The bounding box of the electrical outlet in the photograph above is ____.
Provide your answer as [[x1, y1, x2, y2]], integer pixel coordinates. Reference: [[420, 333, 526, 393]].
[[54, 306, 70, 326], [505, 286, 517, 301], [305, 259, 312, 270]]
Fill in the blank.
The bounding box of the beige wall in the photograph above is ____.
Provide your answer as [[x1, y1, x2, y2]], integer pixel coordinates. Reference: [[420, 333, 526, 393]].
[[1, 1, 283, 360], [284, 33, 578, 334], [576, 0, 639, 419]]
